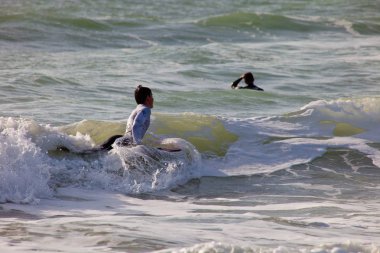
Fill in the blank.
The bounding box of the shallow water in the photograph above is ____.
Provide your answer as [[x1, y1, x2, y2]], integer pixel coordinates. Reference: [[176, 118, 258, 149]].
[[1, 0, 380, 252]]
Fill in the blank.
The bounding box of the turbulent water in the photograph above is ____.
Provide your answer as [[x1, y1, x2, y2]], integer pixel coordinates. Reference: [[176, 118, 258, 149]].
[[1, 1, 380, 252]]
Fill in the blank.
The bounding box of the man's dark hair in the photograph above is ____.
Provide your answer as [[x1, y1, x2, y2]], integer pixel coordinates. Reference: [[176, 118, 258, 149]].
[[135, 85, 152, 104], [243, 72, 254, 84]]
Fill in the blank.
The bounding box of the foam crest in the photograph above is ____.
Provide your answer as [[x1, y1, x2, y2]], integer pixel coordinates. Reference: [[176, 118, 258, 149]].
[[0, 117, 52, 203], [301, 97, 380, 123], [214, 97, 380, 176], [164, 241, 379, 253], [0, 117, 203, 202], [300, 97, 380, 140]]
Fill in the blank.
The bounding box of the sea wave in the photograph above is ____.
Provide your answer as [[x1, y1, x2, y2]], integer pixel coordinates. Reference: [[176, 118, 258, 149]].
[[296, 97, 380, 140], [197, 12, 333, 33], [1, 97, 379, 203], [0, 11, 151, 48], [0, 118, 53, 204], [161, 241, 380, 253], [198, 11, 380, 36], [61, 114, 238, 156], [0, 115, 207, 203], [351, 19, 380, 35], [212, 96, 380, 176]]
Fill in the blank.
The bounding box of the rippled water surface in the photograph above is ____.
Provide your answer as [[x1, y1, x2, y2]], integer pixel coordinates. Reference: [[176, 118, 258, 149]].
[[1, 1, 380, 252]]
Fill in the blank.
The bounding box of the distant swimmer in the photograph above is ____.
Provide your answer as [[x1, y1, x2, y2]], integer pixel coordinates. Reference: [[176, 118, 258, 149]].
[[231, 72, 264, 91]]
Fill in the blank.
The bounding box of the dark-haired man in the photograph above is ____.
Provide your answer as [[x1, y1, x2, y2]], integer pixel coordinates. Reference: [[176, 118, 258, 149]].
[[125, 85, 153, 145], [231, 72, 264, 91], [100, 85, 154, 150]]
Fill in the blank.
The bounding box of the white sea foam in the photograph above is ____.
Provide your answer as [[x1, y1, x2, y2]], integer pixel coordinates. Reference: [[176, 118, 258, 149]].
[[300, 97, 380, 137], [161, 241, 380, 253], [210, 97, 380, 176], [0, 117, 202, 203], [111, 137, 201, 193], [0, 117, 52, 203], [0, 117, 100, 204]]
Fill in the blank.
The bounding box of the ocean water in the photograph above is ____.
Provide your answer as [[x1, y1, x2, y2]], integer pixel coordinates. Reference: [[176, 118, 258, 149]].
[[1, 0, 380, 252]]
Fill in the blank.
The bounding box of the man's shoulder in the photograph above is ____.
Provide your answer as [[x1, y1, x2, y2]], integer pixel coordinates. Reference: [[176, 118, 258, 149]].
[[242, 85, 263, 91], [136, 104, 150, 111], [140, 106, 151, 115]]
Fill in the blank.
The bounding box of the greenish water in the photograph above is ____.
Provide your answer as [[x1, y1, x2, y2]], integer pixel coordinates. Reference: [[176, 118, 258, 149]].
[[1, 1, 380, 252]]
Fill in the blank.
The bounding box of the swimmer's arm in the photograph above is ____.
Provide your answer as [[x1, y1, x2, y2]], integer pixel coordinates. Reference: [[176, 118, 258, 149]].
[[231, 77, 243, 89]]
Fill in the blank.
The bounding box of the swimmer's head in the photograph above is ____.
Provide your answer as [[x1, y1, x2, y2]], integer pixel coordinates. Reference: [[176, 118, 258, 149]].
[[243, 72, 254, 85], [135, 85, 153, 108]]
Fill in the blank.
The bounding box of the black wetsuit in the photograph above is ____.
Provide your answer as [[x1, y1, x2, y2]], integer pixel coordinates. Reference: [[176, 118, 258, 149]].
[[231, 77, 264, 91]]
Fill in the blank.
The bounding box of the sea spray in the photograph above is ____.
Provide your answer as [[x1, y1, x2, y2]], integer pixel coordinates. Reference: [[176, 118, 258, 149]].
[[0, 117, 52, 203], [112, 137, 202, 193], [0, 117, 203, 201]]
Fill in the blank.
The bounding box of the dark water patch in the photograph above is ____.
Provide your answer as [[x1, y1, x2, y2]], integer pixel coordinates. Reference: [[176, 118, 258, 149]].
[[352, 20, 380, 35], [0, 23, 49, 43], [0, 208, 40, 220], [0, 12, 153, 49], [307, 148, 379, 174], [172, 175, 272, 199], [198, 12, 335, 33], [47, 16, 111, 31], [55, 195, 92, 202], [0, 14, 26, 24], [262, 217, 329, 229], [1, 13, 110, 31], [108, 19, 147, 28], [173, 148, 380, 201], [111, 237, 171, 253], [288, 149, 380, 199], [33, 75, 81, 87]]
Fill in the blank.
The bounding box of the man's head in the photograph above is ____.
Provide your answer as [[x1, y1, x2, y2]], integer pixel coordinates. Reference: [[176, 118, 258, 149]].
[[135, 85, 154, 108], [243, 72, 255, 85]]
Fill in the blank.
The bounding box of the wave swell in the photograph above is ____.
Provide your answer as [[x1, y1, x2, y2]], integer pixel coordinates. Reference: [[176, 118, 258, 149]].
[[198, 12, 330, 33]]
